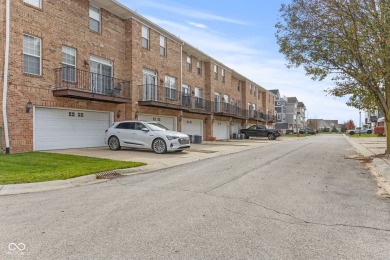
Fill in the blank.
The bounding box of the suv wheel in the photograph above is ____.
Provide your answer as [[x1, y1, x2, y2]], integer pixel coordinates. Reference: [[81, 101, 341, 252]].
[[152, 138, 167, 154], [108, 136, 121, 150]]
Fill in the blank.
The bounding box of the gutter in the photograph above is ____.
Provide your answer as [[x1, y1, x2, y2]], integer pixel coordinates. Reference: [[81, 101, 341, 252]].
[[2, 0, 10, 154]]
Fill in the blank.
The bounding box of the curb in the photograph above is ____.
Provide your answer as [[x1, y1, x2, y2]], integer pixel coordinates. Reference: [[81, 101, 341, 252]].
[[344, 135, 390, 195], [0, 175, 108, 196]]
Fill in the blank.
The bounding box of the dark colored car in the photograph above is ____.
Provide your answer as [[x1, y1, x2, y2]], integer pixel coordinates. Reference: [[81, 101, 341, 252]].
[[240, 125, 282, 140], [299, 128, 316, 135]]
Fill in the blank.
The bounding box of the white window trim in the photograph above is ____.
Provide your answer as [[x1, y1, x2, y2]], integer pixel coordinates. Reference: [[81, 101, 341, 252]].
[[159, 35, 166, 56], [24, 0, 41, 8], [23, 34, 41, 76], [62, 46, 77, 82], [89, 5, 101, 33], [142, 26, 149, 49]]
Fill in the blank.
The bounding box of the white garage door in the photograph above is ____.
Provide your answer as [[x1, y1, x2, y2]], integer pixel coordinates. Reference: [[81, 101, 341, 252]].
[[232, 123, 241, 134], [34, 107, 111, 151], [213, 120, 229, 140], [182, 119, 203, 137], [138, 114, 176, 131]]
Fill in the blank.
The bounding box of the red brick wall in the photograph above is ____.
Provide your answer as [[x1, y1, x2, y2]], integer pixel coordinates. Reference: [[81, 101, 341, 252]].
[[0, 0, 276, 152], [2, 0, 129, 152]]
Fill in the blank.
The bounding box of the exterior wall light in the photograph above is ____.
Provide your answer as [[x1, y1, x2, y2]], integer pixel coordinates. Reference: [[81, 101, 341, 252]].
[[117, 109, 121, 119], [25, 100, 32, 113]]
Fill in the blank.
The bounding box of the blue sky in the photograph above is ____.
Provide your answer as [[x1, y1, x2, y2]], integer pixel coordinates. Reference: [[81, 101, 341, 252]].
[[118, 0, 362, 125]]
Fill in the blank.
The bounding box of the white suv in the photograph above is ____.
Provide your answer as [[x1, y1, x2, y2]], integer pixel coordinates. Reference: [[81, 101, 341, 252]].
[[104, 121, 190, 154]]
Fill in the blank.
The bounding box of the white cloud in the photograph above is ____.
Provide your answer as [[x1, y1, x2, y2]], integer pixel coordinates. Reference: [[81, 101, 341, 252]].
[[127, 0, 249, 25], [187, 21, 208, 29]]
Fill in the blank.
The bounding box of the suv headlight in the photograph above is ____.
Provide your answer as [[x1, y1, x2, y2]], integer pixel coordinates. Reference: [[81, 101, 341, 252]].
[[166, 135, 179, 140]]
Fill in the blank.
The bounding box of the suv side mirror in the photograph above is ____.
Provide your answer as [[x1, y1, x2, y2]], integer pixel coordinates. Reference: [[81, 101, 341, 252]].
[[141, 128, 149, 132]]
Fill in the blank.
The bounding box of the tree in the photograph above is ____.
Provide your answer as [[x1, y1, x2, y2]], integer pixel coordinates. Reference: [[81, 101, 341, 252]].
[[307, 119, 319, 130], [344, 119, 356, 130], [276, 0, 390, 154]]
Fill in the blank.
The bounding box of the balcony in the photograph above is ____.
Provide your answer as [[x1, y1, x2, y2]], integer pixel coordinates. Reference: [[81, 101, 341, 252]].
[[213, 102, 247, 119], [138, 84, 212, 115], [53, 68, 131, 103]]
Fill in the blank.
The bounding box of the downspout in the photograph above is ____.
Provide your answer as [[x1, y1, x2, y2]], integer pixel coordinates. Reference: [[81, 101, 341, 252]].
[[180, 43, 183, 131], [2, 0, 10, 154]]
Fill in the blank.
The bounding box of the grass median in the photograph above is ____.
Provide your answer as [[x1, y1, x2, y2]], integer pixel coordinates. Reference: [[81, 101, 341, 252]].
[[0, 152, 145, 185]]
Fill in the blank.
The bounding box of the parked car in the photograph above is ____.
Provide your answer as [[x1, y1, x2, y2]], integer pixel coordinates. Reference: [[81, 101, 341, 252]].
[[104, 121, 190, 154], [346, 127, 372, 135], [299, 128, 316, 135], [240, 125, 282, 140]]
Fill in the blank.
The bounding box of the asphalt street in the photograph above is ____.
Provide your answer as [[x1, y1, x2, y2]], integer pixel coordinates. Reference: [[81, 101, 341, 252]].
[[1, 135, 390, 259]]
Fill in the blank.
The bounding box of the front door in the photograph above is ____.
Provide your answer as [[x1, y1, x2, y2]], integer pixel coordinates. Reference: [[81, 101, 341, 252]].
[[142, 70, 157, 101], [90, 56, 112, 94], [215, 93, 220, 112], [181, 84, 190, 107], [129, 122, 151, 148]]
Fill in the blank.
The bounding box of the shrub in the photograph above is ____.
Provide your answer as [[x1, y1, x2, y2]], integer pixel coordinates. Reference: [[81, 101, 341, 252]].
[[322, 128, 330, 132], [374, 126, 385, 136]]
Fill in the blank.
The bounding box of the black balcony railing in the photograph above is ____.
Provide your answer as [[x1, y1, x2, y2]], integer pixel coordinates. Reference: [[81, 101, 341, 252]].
[[54, 67, 131, 102], [138, 84, 276, 120], [139, 84, 212, 113]]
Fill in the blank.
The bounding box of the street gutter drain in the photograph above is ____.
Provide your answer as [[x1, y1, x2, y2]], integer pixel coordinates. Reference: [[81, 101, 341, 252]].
[[95, 170, 121, 179]]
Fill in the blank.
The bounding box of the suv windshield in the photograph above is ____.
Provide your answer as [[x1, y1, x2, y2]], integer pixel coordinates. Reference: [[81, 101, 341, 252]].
[[147, 122, 169, 130], [145, 122, 167, 131]]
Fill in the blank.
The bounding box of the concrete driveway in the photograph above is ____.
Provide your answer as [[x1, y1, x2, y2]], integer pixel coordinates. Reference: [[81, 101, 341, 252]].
[[49, 138, 288, 173]]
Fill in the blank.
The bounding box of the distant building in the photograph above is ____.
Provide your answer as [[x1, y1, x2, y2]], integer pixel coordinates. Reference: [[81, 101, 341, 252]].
[[269, 89, 288, 130], [307, 119, 341, 132], [286, 97, 306, 132]]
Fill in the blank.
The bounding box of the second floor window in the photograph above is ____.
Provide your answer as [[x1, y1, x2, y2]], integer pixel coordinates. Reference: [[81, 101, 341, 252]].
[[142, 26, 149, 49], [186, 54, 192, 71], [237, 81, 241, 91], [89, 5, 101, 33], [221, 69, 225, 83], [160, 35, 166, 56], [213, 64, 218, 80], [62, 46, 76, 82], [24, 0, 41, 8], [23, 34, 41, 75]]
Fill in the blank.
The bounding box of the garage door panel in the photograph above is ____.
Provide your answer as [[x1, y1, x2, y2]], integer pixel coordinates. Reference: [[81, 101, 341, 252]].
[[34, 108, 111, 151], [182, 119, 203, 137], [213, 121, 229, 140]]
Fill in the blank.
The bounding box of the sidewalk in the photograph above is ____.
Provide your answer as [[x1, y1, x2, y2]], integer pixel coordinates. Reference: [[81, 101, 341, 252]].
[[0, 138, 292, 196], [344, 135, 390, 195]]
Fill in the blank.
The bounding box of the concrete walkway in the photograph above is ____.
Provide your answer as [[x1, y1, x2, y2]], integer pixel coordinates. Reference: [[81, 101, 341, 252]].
[[345, 135, 390, 195]]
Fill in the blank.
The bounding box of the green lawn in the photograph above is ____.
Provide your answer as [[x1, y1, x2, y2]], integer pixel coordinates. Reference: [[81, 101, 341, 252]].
[[347, 133, 378, 138], [283, 134, 310, 137], [0, 152, 145, 185]]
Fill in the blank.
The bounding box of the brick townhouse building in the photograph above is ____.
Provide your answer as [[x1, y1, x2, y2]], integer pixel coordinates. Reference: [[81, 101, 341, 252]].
[[0, 0, 275, 153]]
